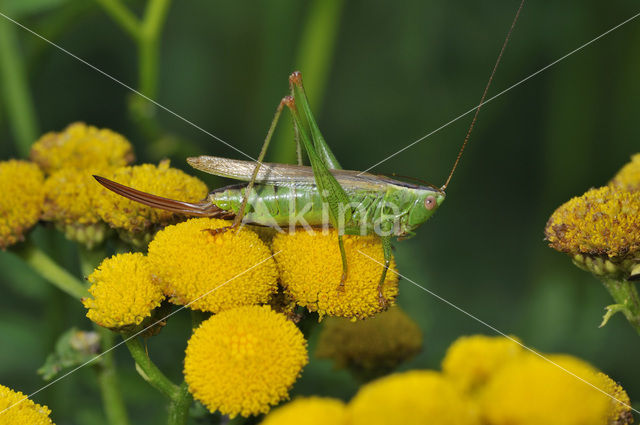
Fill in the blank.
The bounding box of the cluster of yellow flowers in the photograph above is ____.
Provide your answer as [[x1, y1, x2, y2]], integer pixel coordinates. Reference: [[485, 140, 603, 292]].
[[82, 215, 401, 417], [0, 122, 208, 249], [1, 122, 399, 319], [0, 122, 408, 421], [15, 123, 399, 418], [82, 214, 402, 324], [33, 122, 136, 248], [545, 154, 640, 276], [6, 123, 632, 424], [260, 335, 632, 425]]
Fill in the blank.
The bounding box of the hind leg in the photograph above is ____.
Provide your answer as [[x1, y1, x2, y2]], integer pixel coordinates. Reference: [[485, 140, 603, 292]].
[[377, 236, 392, 308]]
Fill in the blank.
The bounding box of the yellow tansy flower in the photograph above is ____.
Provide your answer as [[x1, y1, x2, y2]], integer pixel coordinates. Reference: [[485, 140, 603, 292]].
[[545, 186, 640, 259], [347, 370, 479, 425], [0, 160, 44, 249], [271, 230, 399, 320], [184, 305, 308, 418], [260, 397, 347, 425], [42, 168, 108, 248], [315, 306, 422, 379], [0, 384, 54, 424], [30, 122, 134, 174], [83, 253, 164, 329], [610, 153, 640, 191], [442, 334, 524, 394], [95, 161, 208, 241], [480, 354, 632, 425], [147, 218, 278, 313]]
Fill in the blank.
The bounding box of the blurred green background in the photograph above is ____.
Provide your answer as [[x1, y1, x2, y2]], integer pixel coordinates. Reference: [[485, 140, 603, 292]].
[[1, 0, 639, 424]]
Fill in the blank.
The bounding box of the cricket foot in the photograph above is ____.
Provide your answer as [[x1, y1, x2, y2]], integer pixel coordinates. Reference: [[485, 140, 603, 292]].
[[337, 272, 347, 293], [202, 226, 235, 237], [377, 285, 388, 309]]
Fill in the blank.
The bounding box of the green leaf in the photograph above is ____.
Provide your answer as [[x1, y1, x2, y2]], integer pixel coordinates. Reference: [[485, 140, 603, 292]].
[[600, 303, 628, 328], [38, 327, 101, 380]]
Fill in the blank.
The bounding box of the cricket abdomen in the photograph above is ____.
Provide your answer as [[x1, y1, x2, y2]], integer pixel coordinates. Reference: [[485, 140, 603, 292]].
[[207, 183, 386, 230]]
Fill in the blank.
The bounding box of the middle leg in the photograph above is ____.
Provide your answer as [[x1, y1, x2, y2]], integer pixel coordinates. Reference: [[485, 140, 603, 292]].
[[231, 98, 287, 230]]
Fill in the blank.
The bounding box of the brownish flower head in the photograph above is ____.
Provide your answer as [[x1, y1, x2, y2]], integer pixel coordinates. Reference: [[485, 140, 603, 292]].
[[315, 306, 422, 379], [545, 186, 640, 259], [30, 122, 134, 174], [42, 168, 109, 248]]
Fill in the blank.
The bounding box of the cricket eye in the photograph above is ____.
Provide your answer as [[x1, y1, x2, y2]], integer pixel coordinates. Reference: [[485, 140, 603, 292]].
[[424, 195, 436, 210]]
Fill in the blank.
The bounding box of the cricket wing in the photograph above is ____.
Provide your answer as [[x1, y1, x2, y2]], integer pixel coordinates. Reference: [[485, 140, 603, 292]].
[[93, 175, 229, 217], [187, 156, 404, 190]]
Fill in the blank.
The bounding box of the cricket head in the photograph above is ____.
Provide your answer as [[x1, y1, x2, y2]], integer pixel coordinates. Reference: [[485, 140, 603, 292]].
[[404, 187, 446, 234]]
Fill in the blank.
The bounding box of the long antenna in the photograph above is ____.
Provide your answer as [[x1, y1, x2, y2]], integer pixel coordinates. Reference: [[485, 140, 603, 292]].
[[441, 0, 525, 191]]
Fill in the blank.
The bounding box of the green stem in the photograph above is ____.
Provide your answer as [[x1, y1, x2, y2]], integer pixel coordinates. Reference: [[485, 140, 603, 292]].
[[14, 242, 88, 300], [272, 0, 344, 163], [95, 0, 141, 40], [138, 35, 159, 98], [95, 328, 131, 425], [141, 0, 172, 40], [94, 0, 171, 98], [78, 245, 131, 425], [138, 0, 172, 98], [294, 0, 343, 98], [0, 17, 39, 157], [125, 336, 179, 399], [163, 307, 204, 424], [601, 278, 640, 335], [167, 381, 192, 425]]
